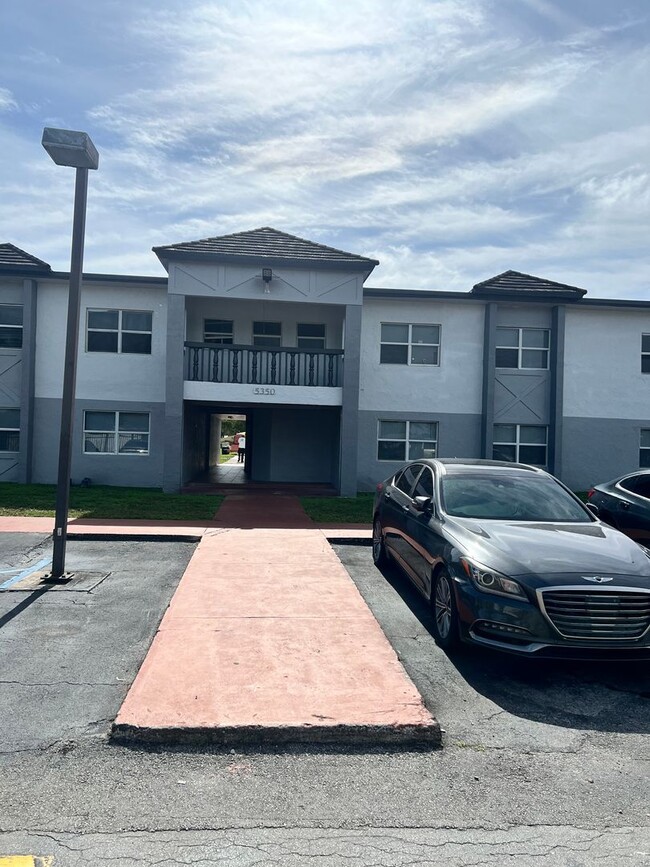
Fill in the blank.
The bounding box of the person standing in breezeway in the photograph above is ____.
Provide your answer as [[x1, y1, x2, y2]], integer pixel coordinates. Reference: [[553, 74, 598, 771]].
[[238, 434, 247, 463]]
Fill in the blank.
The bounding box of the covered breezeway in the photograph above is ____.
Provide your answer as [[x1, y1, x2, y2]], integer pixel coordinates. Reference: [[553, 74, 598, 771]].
[[181, 401, 341, 494]]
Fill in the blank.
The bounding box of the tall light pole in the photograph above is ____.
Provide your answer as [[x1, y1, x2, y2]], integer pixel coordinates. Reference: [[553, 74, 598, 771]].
[[42, 128, 99, 580]]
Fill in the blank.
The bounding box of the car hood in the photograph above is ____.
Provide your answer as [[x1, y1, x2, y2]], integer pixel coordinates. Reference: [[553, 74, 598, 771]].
[[445, 518, 650, 580]]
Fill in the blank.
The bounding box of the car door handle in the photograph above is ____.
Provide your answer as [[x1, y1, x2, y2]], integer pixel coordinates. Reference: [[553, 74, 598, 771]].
[[621, 502, 630, 510]]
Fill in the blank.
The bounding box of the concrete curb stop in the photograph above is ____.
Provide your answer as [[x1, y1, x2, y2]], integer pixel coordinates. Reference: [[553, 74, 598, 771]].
[[110, 720, 443, 749]]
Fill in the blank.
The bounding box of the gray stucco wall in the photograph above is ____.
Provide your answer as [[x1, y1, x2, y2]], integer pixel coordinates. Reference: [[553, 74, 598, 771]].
[[163, 294, 186, 492], [339, 304, 362, 496], [183, 404, 209, 483], [357, 410, 482, 492], [560, 416, 650, 492], [250, 405, 339, 484], [32, 398, 165, 487]]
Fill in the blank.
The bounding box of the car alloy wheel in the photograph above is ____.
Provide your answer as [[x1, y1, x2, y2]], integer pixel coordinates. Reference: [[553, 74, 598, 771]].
[[432, 569, 460, 650], [372, 518, 388, 567]]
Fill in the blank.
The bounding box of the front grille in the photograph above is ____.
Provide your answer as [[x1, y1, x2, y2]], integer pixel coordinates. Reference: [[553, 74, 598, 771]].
[[539, 588, 650, 640]]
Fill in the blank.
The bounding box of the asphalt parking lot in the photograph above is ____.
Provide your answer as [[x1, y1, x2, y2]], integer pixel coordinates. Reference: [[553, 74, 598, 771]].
[[0, 533, 197, 752], [334, 542, 650, 746], [1, 534, 649, 865]]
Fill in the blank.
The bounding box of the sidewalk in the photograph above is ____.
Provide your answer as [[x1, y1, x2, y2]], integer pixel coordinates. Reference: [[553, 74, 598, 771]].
[[1, 498, 439, 747]]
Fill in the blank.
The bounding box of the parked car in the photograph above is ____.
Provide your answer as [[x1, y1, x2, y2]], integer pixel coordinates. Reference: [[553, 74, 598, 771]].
[[372, 459, 650, 658], [587, 471, 650, 547]]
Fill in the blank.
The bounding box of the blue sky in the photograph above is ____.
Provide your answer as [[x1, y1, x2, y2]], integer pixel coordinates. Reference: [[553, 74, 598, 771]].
[[1, 0, 649, 297]]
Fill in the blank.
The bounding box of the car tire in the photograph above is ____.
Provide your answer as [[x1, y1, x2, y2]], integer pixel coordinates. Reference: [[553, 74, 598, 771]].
[[372, 518, 388, 568], [431, 568, 461, 651]]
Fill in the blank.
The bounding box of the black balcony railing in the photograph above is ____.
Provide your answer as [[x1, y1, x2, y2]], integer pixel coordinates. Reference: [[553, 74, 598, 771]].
[[184, 343, 343, 388]]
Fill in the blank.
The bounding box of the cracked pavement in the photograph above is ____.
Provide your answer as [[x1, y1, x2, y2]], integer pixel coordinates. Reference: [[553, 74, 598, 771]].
[[0, 535, 649, 865]]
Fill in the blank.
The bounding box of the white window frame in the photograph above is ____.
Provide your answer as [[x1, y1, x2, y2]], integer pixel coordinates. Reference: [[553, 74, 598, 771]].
[[0, 408, 19, 452], [204, 319, 234, 344], [380, 323, 441, 366], [642, 335, 650, 374], [296, 323, 326, 350], [496, 327, 550, 370], [83, 411, 150, 456], [640, 429, 650, 468], [377, 419, 438, 462], [86, 309, 153, 354], [493, 424, 548, 466], [0, 304, 23, 349], [252, 321, 282, 347]]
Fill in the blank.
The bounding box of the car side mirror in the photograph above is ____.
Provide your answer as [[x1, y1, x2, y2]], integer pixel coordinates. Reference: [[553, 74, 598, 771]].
[[586, 502, 599, 517], [414, 495, 433, 513]]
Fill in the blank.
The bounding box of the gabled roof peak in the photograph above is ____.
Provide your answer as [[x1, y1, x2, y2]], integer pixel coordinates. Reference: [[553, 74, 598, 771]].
[[153, 226, 379, 269], [472, 269, 587, 298], [0, 243, 51, 272]]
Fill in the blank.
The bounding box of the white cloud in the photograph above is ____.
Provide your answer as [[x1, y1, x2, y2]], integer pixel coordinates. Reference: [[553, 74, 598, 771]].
[[0, 87, 17, 111], [0, 0, 648, 299]]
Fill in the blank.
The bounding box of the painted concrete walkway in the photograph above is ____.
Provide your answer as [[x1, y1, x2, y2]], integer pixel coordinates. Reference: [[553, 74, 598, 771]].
[[1, 497, 438, 746], [113, 526, 439, 746]]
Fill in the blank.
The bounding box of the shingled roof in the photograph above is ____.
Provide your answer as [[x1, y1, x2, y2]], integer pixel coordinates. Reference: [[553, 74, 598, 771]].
[[471, 270, 586, 298], [153, 226, 379, 269], [0, 243, 51, 272]]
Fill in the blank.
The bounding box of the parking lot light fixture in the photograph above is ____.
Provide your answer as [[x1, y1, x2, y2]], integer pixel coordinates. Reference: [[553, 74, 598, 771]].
[[41, 127, 99, 580]]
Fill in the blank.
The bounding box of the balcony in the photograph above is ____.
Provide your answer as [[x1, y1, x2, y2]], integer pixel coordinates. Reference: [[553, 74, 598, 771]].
[[184, 342, 343, 388]]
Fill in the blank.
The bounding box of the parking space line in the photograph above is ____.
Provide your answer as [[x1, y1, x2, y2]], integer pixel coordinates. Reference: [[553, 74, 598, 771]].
[[0, 858, 54, 866], [0, 557, 52, 591]]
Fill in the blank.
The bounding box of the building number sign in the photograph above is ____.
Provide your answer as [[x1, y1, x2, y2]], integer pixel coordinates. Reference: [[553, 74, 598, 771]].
[[253, 387, 276, 395]]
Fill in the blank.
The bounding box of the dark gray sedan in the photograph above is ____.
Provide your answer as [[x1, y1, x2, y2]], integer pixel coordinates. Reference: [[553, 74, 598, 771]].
[[587, 471, 650, 547], [372, 459, 650, 658]]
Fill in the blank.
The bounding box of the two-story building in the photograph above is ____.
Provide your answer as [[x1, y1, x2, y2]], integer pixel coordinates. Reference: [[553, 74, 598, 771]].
[[1, 227, 649, 495]]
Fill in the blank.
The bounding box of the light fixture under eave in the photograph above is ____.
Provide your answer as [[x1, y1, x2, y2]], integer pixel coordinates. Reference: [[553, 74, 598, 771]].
[[262, 267, 272, 293]]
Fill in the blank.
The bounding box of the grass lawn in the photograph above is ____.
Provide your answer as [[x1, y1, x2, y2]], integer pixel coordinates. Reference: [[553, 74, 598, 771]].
[[0, 483, 223, 521], [300, 493, 374, 524], [301, 490, 589, 523]]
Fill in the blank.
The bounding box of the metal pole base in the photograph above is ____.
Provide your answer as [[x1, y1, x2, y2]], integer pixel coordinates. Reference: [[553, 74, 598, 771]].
[[41, 572, 74, 584]]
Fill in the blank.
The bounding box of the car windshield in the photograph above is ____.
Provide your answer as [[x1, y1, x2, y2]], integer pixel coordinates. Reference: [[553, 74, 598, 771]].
[[441, 473, 591, 522]]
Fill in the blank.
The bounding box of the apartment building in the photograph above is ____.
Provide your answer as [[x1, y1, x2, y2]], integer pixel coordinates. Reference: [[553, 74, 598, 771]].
[[1, 227, 649, 495]]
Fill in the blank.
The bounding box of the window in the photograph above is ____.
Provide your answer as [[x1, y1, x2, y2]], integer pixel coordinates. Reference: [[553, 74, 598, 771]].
[[378, 420, 438, 461], [87, 309, 152, 354], [642, 336, 650, 374], [204, 319, 233, 345], [83, 411, 150, 455], [620, 473, 650, 498], [641, 430, 650, 468], [297, 323, 326, 349], [0, 305, 23, 349], [253, 321, 282, 347], [0, 408, 19, 452], [496, 327, 549, 369], [413, 467, 434, 499], [395, 464, 423, 494], [493, 424, 547, 466], [380, 323, 440, 365]]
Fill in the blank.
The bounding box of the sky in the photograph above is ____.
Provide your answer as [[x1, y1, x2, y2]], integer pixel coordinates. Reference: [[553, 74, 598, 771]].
[[1, 0, 649, 298]]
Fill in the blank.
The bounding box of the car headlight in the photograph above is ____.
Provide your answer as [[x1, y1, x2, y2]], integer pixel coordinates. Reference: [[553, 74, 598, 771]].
[[460, 557, 526, 599]]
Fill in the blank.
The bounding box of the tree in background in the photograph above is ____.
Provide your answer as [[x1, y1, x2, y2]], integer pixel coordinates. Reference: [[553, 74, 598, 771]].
[[221, 419, 245, 437]]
